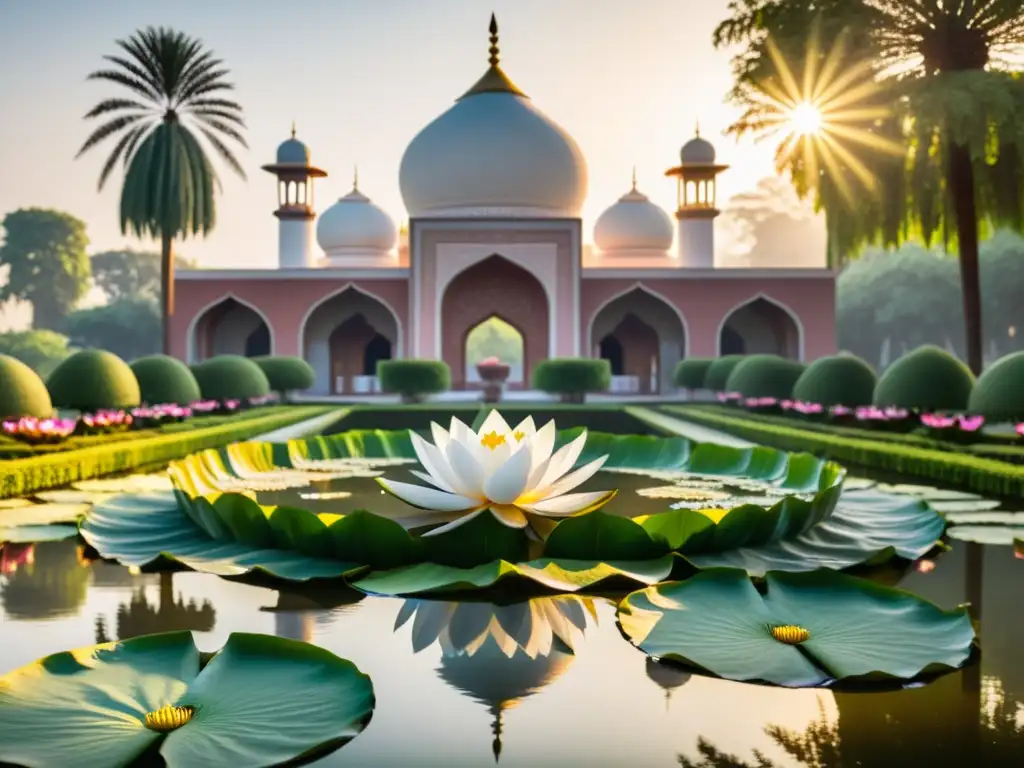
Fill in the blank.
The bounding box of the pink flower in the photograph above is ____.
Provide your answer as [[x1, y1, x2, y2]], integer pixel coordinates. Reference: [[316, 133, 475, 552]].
[[478, 356, 502, 367], [793, 401, 823, 414], [1016, 423, 1024, 437], [957, 415, 985, 432], [921, 413, 957, 429], [830, 405, 852, 416]]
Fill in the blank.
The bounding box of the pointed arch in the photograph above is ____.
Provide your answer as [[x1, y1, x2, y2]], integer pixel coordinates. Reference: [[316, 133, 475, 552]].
[[464, 313, 526, 384], [186, 293, 275, 364], [297, 283, 405, 360], [716, 293, 805, 360], [586, 282, 690, 351]]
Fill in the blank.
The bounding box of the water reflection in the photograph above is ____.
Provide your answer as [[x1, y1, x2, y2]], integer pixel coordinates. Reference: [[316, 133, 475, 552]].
[[0, 539, 90, 620], [397, 596, 596, 762], [647, 657, 691, 709], [262, 588, 361, 642], [95, 573, 216, 642]]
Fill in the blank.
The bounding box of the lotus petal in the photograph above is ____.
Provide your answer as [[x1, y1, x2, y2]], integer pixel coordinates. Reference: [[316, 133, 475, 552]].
[[376, 479, 479, 512], [524, 489, 617, 516], [483, 443, 533, 504]]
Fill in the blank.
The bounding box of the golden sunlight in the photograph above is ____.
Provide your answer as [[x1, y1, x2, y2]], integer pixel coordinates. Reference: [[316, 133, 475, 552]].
[[748, 26, 906, 203]]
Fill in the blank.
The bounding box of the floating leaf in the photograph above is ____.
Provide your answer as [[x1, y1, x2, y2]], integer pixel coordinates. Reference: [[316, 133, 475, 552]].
[[0, 502, 90, 527], [73, 475, 174, 493], [0, 631, 375, 768], [874, 483, 984, 502], [617, 569, 974, 687], [0, 524, 80, 544], [943, 511, 1024, 526], [928, 499, 1003, 514], [636, 486, 732, 501], [0, 498, 32, 510], [34, 489, 114, 505], [946, 526, 1024, 545]]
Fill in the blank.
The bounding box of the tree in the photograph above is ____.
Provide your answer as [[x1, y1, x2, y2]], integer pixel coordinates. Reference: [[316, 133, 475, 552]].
[[63, 298, 161, 361], [0, 329, 72, 377], [76, 26, 247, 355], [0, 209, 91, 331], [91, 250, 194, 303], [714, 0, 1024, 375]]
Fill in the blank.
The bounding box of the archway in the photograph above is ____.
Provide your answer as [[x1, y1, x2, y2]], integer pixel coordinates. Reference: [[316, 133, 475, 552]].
[[302, 287, 400, 394], [441, 255, 549, 389], [589, 287, 687, 394], [190, 297, 272, 363], [465, 316, 525, 384], [718, 296, 802, 359]]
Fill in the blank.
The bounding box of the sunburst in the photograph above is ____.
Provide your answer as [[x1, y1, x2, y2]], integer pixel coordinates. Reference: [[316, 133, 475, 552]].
[[744, 26, 907, 204]]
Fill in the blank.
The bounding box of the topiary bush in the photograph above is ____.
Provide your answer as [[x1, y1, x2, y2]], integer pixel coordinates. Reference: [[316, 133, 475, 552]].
[[967, 351, 1024, 422], [252, 356, 315, 399], [190, 355, 271, 402], [725, 355, 807, 400], [377, 360, 451, 403], [0, 354, 53, 419], [673, 358, 716, 390], [704, 355, 745, 392], [46, 349, 141, 412], [531, 358, 611, 404], [130, 355, 202, 406], [792, 354, 878, 407], [873, 345, 975, 412]]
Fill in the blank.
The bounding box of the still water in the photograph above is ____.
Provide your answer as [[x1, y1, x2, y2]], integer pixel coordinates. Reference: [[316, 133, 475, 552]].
[[2, 494, 1023, 766]]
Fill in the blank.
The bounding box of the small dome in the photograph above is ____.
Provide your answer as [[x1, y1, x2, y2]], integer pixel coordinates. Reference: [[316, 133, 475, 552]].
[[593, 178, 673, 252], [277, 126, 310, 164], [681, 135, 716, 165], [317, 181, 398, 257]]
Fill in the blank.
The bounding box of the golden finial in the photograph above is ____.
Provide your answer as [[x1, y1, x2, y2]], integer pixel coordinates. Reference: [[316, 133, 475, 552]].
[[489, 13, 500, 67], [631, 165, 637, 190], [291, 121, 296, 139], [353, 164, 359, 190], [694, 120, 701, 137]]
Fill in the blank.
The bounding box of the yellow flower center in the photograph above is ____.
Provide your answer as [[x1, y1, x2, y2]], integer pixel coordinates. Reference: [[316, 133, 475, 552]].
[[513, 430, 526, 442], [480, 431, 507, 450], [769, 625, 810, 645], [144, 705, 195, 733]]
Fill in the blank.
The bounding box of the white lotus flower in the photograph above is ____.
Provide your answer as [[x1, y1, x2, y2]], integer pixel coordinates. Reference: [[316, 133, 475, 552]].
[[377, 411, 616, 537]]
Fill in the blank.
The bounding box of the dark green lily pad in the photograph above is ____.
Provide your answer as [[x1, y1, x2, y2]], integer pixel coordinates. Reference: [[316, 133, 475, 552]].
[[946, 525, 1024, 545], [617, 569, 974, 687], [0, 631, 374, 768], [0, 524, 80, 544]]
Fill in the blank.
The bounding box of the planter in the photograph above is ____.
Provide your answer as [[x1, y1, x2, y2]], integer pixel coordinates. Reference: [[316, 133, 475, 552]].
[[476, 363, 511, 404]]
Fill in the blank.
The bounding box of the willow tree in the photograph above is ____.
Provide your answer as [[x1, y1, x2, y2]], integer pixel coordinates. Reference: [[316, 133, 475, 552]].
[[76, 27, 247, 354], [715, 0, 1024, 374]]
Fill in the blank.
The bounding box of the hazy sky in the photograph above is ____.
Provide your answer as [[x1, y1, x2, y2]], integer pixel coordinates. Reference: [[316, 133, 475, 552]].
[[0, 0, 795, 269]]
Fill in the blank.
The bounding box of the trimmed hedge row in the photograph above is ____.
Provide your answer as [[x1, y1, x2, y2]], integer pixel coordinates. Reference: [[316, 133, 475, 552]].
[[378, 360, 451, 402], [0, 355, 52, 419], [0, 405, 340, 499], [532, 359, 611, 402], [662, 405, 1024, 497]]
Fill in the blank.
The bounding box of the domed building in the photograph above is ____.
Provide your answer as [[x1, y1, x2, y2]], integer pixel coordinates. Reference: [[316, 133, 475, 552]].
[[172, 16, 836, 396]]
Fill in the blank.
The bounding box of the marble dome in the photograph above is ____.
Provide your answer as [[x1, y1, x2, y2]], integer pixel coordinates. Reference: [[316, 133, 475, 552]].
[[398, 24, 587, 218], [681, 134, 716, 165], [593, 179, 673, 252], [316, 180, 397, 257], [277, 134, 310, 165]]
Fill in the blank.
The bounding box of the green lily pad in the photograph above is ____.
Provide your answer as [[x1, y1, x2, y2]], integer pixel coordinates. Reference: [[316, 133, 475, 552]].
[[874, 483, 983, 502], [0, 524, 80, 544], [929, 499, 1003, 514], [943, 511, 1024, 526], [946, 525, 1024, 545], [353, 557, 677, 596], [73, 474, 174, 493], [0, 502, 91, 527], [81, 493, 364, 581], [0, 631, 375, 768], [617, 568, 974, 687], [34, 489, 114, 505]]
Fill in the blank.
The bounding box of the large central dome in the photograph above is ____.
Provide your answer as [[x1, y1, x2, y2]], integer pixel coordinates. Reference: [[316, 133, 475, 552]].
[[399, 17, 588, 219]]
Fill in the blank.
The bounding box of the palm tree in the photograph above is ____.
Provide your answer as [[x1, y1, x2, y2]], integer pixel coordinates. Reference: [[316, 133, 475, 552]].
[[715, 0, 1024, 374], [77, 26, 247, 355]]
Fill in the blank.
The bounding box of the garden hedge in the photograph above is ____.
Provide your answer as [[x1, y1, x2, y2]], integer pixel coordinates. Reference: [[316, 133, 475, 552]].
[[0, 354, 53, 419], [377, 360, 451, 402], [968, 351, 1024, 423], [253, 356, 316, 397], [130, 355, 202, 406], [704, 355, 745, 391], [531, 358, 611, 403], [191, 355, 271, 401], [661, 405, 1024, 497], [725, 355, 807, 399], [873, 345, 975, 411], [792, 354, 878, 407], [0, 405, 341, 499], [47, 349, 141, 412], [672, 358, 716, 389]]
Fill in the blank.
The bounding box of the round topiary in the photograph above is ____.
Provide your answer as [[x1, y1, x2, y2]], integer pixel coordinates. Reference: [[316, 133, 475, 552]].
[[130, 355, 202, 406], [725, 355, 808, 399], [190, 355, 271, 402], [252, 356, 316, 397], [704, 356, 745, 392], [673, 358, 716, 390], [967, 351, 1024, 422], [792, 354, 878, 406], [46, 349, 141, 411], [873, 345, 975, 411], [378, 360, 451, 403], [532, 358, 611, 403], [0, 354, 53, 419]]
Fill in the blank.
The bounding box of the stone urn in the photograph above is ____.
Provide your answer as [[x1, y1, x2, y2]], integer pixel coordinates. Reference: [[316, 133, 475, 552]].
[[476, 357, 511, 404]]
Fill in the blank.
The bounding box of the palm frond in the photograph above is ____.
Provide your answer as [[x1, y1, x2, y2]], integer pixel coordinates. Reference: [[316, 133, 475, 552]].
[[96, 125, 147, 190], [84, 98, 153, 119], [193, 114, 247, 147], [86, 69, 160, 102], [76, 113, 147, 158], [197, 126, 246, 180], [101, 54, 162, 100], [176, 68, 234, 105]]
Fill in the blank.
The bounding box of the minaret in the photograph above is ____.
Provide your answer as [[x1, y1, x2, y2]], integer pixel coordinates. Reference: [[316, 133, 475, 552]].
[[261, 124, 327, 268], [664, 123, 729, 268]]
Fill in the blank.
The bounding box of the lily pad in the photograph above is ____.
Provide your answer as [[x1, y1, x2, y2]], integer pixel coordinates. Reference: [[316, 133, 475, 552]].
[[0, 524, 80, 544], [353, 557, 677, 596], [0, 498, 32, 510], [73, 474, 174, 493], [0, 502, 90, 527], [943, 511, 1024, 526], [33, 489, 114, 505], [874, 483, 984, 502], [929, 499, 1003, 514], [0, 631, 375, 768], [946, 525, 1024, 545], [617, 568, 974, 687]]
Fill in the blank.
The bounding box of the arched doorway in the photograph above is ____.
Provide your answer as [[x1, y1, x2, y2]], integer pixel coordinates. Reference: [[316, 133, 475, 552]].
[[590, 287, 686, 394], [190, 297, 272, 363], [465, 316, 525, 384], [718, 296, 802, 359], [302, 287, 400, 394], [441, 255, 549, 389]]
